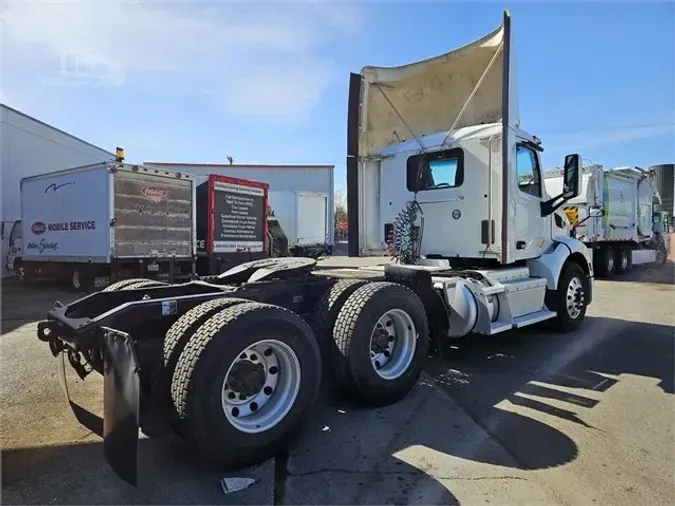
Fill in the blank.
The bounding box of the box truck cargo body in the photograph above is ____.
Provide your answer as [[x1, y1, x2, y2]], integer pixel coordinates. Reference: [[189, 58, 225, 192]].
[[143, 162, 335, 254], [195, 174, 271, 275], [15, 162, 196, 290], [268, 191, 331, 257], [543, 165, 667, 276]]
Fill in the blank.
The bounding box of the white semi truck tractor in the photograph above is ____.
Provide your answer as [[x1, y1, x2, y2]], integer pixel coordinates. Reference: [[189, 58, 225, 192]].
[[35, 10, 595, 485], [346, 10, 595, 337]]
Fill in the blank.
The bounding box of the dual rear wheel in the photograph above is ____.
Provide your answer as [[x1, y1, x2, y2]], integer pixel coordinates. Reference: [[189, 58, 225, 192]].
[[595, 244, 632, 278], [162, 281, 429, 469]]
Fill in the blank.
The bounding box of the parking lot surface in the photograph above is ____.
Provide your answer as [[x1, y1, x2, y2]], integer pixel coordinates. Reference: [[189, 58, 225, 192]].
[[1, 257, 673, 505]]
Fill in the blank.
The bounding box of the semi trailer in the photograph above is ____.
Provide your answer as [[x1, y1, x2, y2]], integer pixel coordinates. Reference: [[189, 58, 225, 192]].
[[13, 162, 197, 291], [36, 10, 595, 485], [543, 164, 668, 276]]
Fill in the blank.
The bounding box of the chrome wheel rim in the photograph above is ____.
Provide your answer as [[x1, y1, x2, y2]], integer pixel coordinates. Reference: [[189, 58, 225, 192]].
[[607, 253, 614, 272], [620, 251, 628, 270], [369, 309, 417, 380], [566, 276, 585, 320], [221, 339, 301, 434], [72, 270, 81, 289]]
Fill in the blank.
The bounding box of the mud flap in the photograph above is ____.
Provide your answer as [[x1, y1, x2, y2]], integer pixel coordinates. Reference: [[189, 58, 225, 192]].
[[102, 328, 140, 486]]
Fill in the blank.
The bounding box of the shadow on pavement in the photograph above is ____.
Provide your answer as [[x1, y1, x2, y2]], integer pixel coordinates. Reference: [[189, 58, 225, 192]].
[[426, 315, 674, 471], [1, 432, 272, 505]]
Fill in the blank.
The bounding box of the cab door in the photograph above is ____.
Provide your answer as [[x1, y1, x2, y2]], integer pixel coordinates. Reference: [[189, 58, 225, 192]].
[[514, 144, 549, 261]]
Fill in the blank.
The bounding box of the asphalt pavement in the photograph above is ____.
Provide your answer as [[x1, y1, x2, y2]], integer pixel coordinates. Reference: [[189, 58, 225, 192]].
[[1, 257, 673, 505]]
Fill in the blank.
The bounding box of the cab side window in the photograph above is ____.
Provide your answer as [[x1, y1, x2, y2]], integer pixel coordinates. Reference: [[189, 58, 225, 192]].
[[516, 145, 541, 198]]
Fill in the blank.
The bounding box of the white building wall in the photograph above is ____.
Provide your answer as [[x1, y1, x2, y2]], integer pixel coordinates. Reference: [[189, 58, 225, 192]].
[[1, 104, 114, 276]]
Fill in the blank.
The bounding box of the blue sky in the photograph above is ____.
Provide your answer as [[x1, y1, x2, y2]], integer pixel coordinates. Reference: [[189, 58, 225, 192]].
[[2, 1, 673, 192]]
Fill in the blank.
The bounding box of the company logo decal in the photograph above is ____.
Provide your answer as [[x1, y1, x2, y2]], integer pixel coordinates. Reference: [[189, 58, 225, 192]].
[[26, 240, 59, 253], [141, 187, 168, 200], [31, 221, 46, 235], [45, 182, 75, 193]]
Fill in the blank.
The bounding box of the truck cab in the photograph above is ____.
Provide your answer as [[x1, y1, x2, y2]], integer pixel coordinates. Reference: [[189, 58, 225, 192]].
[[4, 219, 22, 276], [346, 10, 594, 336]]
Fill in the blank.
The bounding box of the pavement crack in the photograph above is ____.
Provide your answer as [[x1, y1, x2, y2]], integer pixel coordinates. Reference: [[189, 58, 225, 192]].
[[286, 468, 527, 481]]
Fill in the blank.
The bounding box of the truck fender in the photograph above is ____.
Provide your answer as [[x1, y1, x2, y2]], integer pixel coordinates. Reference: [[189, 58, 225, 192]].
[[526, 236, 594, 291]]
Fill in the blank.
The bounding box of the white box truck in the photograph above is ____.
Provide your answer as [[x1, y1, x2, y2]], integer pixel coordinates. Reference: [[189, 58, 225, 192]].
[[543, 165, 668, 276], [13, 162, 197, 291], [268, 191, 332, 258]]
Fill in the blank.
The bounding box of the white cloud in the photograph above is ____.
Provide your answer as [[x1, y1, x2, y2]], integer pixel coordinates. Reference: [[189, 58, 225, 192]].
[[1, 0, 366, 121]]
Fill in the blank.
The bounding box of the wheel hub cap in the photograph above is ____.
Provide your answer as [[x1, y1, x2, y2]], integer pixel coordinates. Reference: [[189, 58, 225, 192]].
[[221, 339, 301, 434], [566, 277, 585, 319], [369, 309, 417, 381], [228, 361, 265, 397]]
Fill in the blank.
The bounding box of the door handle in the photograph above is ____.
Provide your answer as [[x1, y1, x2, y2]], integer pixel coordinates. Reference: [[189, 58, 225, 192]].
[[516, 241, 526, 250]]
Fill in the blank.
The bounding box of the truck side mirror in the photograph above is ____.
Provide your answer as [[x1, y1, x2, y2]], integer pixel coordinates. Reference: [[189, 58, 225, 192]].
[[588, 206, 604, 218], [562, 154, 581, 199]]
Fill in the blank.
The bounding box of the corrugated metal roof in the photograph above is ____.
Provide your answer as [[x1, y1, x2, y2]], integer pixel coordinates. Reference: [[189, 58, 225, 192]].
[[144, 162, 334, 170]]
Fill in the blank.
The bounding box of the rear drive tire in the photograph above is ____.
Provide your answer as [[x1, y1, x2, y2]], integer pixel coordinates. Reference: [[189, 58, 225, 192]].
[[310, 279, 368, 366], [103, 278, 151, 291], [161, 297, 249, 410], [615, 245, 631, 274], [171, 302, 321, 470], [119, 279, 169, 290], [553, 261, 588, 333], [70, 267, 90, 293], [655, 241, 668, 266], [332, 282, 428, 406], [596, 246, 615, 278]]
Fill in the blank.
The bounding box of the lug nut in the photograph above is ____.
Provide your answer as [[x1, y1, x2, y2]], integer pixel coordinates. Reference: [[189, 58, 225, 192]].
[[228, 392, 236, 400], [383, 350, 390, 358], [264, 386, 273, 395], [250, 354, 258, 361], [264, 348, 273, 357], [385, 321, 392, 327], [269, 366, 278, 375], [374, 361, 381, 369], [250, 402, 258, 412], [232, 407, 240, 417], [240, 353, 247, 360], [388, 336, 394, 342]]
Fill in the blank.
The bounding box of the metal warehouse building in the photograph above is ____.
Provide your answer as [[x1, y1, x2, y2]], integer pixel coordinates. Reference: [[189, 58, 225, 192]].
[[1, 104, 114, 276]]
